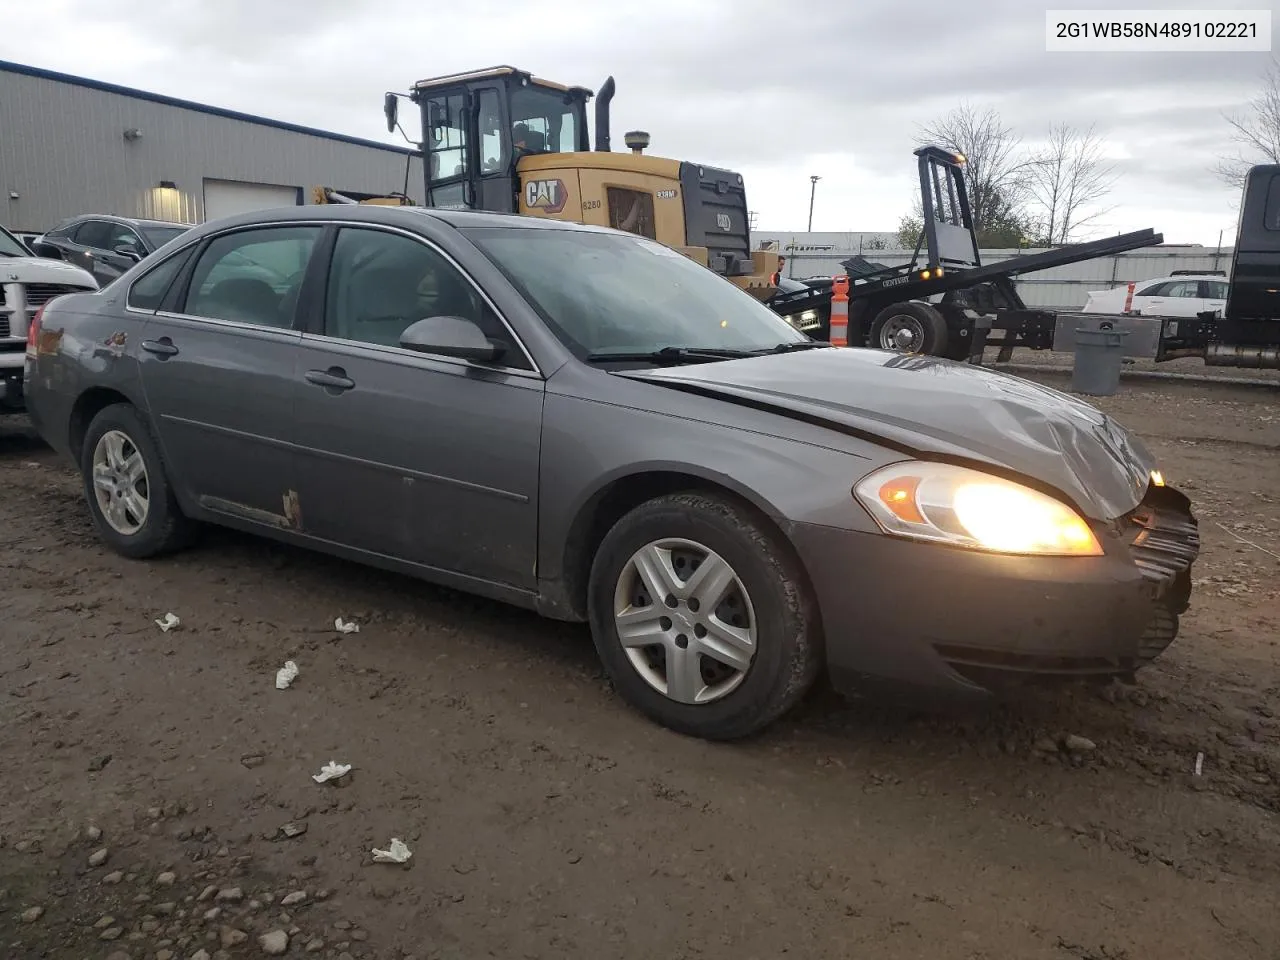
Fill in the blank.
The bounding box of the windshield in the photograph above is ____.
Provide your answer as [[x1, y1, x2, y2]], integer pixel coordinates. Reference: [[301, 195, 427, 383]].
[[0, 225, 30, 257], [465, 227, 810, 359], [139, 224, 189, 248], [509, 85, 584, 154]]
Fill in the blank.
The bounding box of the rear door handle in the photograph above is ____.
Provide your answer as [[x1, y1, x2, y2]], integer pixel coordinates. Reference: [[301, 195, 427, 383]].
[[305, 368, 355, 392], [141, 338, 179, 357]]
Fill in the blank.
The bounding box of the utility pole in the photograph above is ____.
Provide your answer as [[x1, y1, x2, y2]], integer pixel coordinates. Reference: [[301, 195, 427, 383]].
[[807, 175, 821, 231]]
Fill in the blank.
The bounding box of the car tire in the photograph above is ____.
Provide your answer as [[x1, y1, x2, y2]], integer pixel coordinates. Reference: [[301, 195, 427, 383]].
[[80, 402, 192, 559], [587, 491, 822, 740], [869, 301, 949, 356]]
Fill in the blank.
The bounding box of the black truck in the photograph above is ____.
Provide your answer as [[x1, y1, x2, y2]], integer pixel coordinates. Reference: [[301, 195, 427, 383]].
[[768, 151, 1280, 372]]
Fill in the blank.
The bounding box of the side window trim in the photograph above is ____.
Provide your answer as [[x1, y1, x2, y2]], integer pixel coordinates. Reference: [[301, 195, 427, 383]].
[[309, 223, 541, 376]]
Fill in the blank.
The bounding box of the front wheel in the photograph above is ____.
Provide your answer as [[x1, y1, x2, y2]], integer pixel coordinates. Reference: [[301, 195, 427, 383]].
[[587, 492, 821, 740]]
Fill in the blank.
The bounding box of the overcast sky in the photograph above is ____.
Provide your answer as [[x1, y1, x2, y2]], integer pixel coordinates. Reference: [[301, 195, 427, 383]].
[[3, 0, 1275, 245]]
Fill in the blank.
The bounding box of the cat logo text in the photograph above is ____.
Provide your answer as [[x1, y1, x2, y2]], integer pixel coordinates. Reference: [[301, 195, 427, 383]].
[[524, 179, 569, 215]]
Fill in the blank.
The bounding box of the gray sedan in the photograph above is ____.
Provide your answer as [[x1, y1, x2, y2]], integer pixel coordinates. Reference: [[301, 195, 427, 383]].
[[23, 205, 1200, 740]]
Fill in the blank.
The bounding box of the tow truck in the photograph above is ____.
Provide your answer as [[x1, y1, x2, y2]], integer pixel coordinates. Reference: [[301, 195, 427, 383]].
[[767, 147, 1166, 362], [773, 153, 1280, 372]]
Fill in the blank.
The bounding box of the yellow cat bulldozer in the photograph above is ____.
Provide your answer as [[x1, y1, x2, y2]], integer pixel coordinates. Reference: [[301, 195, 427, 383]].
[[317, 66, 780, 300]]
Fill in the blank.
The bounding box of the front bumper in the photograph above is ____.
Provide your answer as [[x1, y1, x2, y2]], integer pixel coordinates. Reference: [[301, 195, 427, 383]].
[[792, 483, 1199, 702]]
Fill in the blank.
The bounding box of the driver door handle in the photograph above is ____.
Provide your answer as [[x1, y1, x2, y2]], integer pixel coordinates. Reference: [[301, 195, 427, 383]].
[[305, 367, 356, 391], [141, 338, 179, 357]]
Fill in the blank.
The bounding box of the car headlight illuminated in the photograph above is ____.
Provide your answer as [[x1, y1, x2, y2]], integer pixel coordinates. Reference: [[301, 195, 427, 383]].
[[853, 462, 1103, 557]]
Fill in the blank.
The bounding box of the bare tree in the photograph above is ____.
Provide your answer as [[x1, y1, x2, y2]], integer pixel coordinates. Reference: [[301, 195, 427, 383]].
[[1025, 123, 1117, 245], [1216, 56, 1280, 190], [916, 103, 1032, 237]]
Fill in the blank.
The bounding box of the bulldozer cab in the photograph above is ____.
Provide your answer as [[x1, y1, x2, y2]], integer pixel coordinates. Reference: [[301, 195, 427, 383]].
[[401, 66, 593, 213], [389, 65, 779, 300]]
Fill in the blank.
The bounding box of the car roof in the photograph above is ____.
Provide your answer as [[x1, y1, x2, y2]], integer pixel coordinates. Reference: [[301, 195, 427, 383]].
[[59, 213, 191, 230], [173, 203, 625, 239]]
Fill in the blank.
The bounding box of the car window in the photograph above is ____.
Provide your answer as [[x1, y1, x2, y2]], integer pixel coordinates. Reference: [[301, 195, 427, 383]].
[[0, 225, 28, 257], [127, 247, 195, 311], [1265, 173, 1280, 231], [72, 220, 113, 249], [1134, 281, 1169, 297], [464, 227, 810, 359], [1204, 281, 1229, 299], [139, 224, 189, 248], [183, 226, 320, 328], [323, 226, 527, 366], [1164, 281, 1200, 298], [44, 219, 76, 239], [104, 223, 143, 252]]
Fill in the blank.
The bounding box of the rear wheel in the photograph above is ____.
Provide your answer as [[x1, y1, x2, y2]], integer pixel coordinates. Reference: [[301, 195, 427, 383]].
[[870, 301, 949, 356], [80, 403, 192, 559], [587, 492, 821, 740]]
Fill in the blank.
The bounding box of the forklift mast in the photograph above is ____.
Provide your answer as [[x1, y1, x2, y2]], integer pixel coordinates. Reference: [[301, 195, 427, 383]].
[[915, 146, 980, 272]]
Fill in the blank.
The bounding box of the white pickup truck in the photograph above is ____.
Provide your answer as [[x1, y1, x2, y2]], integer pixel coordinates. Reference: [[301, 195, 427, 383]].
[[1, 224, 98, 412]]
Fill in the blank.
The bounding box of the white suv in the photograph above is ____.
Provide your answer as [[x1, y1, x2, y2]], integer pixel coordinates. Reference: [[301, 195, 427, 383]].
[[1, 223, 98, 412], [1082, 273, 1229, 319]]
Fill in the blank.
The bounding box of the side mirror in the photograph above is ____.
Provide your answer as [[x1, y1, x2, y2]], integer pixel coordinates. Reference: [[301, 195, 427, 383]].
[[383, 92, 399, 134], [32, 241, 60, 259], [399, 315, 508, 363], [114, 244, 142, 262]]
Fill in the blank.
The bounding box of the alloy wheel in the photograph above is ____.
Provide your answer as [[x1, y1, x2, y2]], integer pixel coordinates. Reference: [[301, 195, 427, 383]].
[[91, 429, 150, 535], [612, 537, 758, 705]]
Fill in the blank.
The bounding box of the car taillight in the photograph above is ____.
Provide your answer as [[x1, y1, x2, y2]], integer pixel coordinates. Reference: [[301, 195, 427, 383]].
[[26, 303, 45, 359]]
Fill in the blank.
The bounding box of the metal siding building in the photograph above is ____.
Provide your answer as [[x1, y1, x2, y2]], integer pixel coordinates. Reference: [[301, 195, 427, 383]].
[[0, 60, 424, 233]]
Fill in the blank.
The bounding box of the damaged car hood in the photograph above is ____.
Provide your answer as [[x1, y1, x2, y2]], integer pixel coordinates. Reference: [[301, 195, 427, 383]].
[[619, 348, 1156, 520]]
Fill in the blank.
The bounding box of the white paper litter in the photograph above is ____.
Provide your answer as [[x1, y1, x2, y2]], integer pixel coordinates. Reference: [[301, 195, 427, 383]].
[[154, 613, 181, 632], [275, 660, 299, 690], [371, 838, 412, 864], [334, 617, 360, 634], [312, 761, 352, 784], [1194, 751, 1205, 777]]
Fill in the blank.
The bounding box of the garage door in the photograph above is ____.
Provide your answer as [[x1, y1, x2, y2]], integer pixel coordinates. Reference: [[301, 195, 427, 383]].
[[203, 179, 302, 223]]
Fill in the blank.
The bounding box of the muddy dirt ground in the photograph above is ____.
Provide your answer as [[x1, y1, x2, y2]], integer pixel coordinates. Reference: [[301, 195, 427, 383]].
[[2, 369, 1278, 960]]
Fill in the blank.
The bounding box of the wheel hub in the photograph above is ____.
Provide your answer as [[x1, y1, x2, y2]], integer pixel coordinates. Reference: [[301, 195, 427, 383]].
[[91, 429, 150, 536], [612, 538, 757, 706], [880, 315, 925, 352]]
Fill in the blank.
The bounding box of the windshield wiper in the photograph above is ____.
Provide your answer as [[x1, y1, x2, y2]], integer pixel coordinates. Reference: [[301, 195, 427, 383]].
[[585, 346, 759, 364], [753, 340, 833, 354]]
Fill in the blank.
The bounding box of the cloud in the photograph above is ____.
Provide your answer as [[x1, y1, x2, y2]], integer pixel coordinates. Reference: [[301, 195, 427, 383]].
[[2, 0, 1272, 242]]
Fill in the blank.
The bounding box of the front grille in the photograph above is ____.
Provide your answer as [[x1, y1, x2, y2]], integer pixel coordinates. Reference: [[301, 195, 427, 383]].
[[23, 283, 81, 307], [0, 317, 8, 339]]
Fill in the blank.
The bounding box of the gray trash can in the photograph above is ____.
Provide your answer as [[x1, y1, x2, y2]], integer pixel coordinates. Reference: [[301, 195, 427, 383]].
[[1072, 322, 1129, 396]]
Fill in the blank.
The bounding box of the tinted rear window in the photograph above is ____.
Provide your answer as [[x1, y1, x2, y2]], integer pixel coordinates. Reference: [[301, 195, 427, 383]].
[[1265, 173, 1280, 232]]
